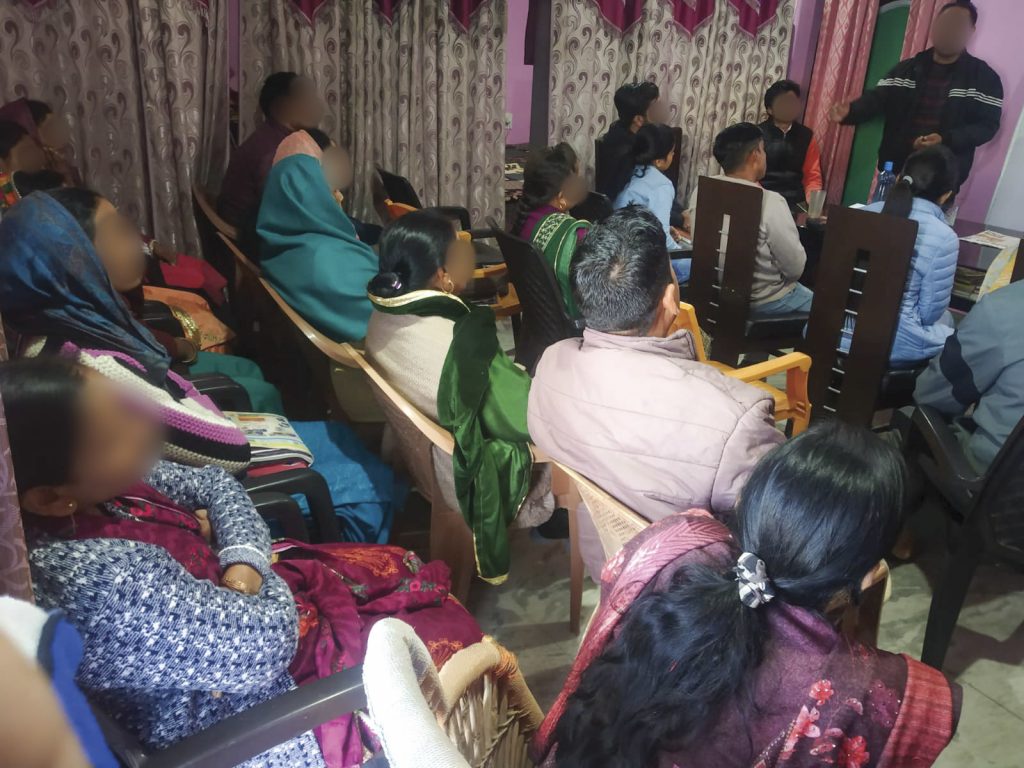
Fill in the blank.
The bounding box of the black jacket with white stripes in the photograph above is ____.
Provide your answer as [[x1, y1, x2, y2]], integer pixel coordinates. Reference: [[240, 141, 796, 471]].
[[844, 48, 1003, 191]]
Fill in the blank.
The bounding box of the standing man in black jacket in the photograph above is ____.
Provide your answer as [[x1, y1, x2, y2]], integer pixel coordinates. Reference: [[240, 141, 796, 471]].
[[829, 0, 1001, 193]]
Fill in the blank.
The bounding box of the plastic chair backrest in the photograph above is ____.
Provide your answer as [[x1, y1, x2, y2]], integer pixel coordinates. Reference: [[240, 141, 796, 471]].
[[351, 347, 454, 501], [192, 182, 239, 242], [974, 413, 1024, 567], [191, 183, 238, 283], [801, 206, 918, 425], [688, 175, 763, 365], [488, 218, 582, 373], [377, 167, 423, 209], [558, 463, 649, 560], [258, 276, 360, 368], [569, 191, 613, 224]]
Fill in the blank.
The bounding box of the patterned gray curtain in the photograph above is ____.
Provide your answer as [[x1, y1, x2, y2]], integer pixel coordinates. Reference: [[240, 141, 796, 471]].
[[240, 0, 507, 225], [0, 319, 31, 601], [548, 0, 795, 205], [0, 0, 230, 255]]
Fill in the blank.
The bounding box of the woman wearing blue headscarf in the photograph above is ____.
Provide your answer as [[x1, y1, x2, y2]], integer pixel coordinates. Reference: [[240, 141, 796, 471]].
[[0, 191, 401, 543], [256, 131, 379, 342]]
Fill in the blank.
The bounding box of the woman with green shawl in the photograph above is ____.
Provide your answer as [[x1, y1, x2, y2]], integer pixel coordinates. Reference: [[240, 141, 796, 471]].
[[256, 131, 378, 342], [514, 142, 590, 316], [365, 210, 555, 584]]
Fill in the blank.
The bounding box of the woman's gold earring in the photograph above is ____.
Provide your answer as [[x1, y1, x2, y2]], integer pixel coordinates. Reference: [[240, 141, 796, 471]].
[[66, 501, 77, 513], [443, 275, 455, 294]]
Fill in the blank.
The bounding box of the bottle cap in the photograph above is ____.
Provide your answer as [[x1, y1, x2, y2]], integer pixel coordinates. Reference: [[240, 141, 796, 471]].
[[883, 161, 894, 171]]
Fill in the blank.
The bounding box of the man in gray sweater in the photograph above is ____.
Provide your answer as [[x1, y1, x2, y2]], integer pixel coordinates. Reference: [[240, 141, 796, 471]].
[[687, 122, 811, 318], [914, 279, 1024, 471]]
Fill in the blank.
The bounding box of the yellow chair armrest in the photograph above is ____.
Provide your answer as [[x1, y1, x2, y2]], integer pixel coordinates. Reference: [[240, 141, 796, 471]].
[[725, 351, 811, 383]]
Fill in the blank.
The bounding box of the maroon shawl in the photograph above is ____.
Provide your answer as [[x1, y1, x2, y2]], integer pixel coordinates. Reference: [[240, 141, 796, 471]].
[[534, 511, 959, 768], [34, 483, 482, 768]]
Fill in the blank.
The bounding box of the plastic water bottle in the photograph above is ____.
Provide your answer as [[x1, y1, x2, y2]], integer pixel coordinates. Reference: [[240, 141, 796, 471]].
[[871, 161, 897, 204]]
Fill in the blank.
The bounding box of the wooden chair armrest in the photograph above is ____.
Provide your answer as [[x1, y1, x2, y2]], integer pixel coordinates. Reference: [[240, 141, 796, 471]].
[[725, 351, 811, 382]]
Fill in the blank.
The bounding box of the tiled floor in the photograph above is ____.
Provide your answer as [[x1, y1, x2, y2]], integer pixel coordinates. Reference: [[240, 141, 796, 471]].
[[465, 501, 1024, 767]]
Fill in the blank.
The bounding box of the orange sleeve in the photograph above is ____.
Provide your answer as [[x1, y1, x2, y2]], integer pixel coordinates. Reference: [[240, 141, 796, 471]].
[[803, 138, 824, 200]]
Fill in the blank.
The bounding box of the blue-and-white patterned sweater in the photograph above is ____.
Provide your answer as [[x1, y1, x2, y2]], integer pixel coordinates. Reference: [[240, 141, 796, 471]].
[[28, 461, 326, 768]]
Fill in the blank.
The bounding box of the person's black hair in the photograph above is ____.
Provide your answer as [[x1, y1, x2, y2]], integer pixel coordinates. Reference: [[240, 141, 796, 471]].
[[713, 122, 765, 174], [939, 0, 978, 26], [764, 79, 801, 111], [882, 145, 959, 219], [631, 123, 675, 179], [614, 81, 660, 125], [46, 187, 103, 241], [305, 127, 333, 150], [368, 209, 456, 299], [515, 142, 579, 232], [12, 169, 65, 197], [259, 72, 299, 119], [25, 99, 53, 126], [0, 357, 86, 493], [570, 205, 671, 334], [553, 421, 906, 768], [0, 120, 29, 160]]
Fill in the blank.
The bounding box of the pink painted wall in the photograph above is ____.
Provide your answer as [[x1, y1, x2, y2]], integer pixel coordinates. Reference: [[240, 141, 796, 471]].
[[954, 0, 1024, 223], [505, 1, 533, 145], [787, 0, 824, 96]]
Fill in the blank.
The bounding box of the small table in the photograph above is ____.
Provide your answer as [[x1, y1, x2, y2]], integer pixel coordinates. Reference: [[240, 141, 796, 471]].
[[950, 220, 1023, 313]]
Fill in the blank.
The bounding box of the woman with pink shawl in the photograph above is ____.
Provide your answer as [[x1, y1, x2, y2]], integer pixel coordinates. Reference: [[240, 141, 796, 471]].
[[535, 422, 960, 768]]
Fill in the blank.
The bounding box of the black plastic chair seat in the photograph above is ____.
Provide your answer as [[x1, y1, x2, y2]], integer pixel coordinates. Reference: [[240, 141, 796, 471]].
[[830, 356, 926, 411], [744, 312, 808, 340], [877, 363, 927, 409], [473, 240, 504, 266]]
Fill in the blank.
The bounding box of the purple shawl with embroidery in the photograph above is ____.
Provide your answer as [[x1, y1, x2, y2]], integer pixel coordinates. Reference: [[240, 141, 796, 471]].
[[534, 512, 960, 767]]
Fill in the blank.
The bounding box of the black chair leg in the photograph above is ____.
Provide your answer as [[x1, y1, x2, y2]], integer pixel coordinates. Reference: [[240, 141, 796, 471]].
[[921, 523, 984, 670]]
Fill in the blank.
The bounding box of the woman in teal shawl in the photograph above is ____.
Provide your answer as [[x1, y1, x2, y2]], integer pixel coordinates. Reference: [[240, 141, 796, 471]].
[[256, 131, 378, 342], [514, 143, 590, 316], [365, 210, 554, 584]]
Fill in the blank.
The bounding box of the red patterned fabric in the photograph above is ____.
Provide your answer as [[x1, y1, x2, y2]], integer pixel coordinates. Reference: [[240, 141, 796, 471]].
[[877, 658, 958, 767], [45, 484, 482, 768], [804, 0, 880, 205], [727, 0, 782, 36], [901, 0, 944, 59], [585, 0, 778, 35], [287, 0, 328, 23], [532, 511, 959, 767]]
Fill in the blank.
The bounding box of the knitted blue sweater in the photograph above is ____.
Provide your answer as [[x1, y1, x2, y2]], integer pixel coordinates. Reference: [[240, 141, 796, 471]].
[[28, 461, 326, 767]]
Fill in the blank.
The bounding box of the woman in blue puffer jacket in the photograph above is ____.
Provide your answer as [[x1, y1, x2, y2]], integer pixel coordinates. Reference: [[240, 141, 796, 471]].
[[843, 146, 960, 366]]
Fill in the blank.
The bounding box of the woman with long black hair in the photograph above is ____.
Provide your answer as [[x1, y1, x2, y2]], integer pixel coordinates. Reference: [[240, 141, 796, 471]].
[[534, 421, 960, 768]]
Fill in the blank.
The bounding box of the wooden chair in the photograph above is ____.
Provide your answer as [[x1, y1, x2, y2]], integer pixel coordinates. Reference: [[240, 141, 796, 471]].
[[671, 302, 812, 435], [689, 176, 808, 367], [801, 206, 920, 426], [489, 220, 583, 374], [909, 408, 1024, 669], [363, 619, 543, 768]]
